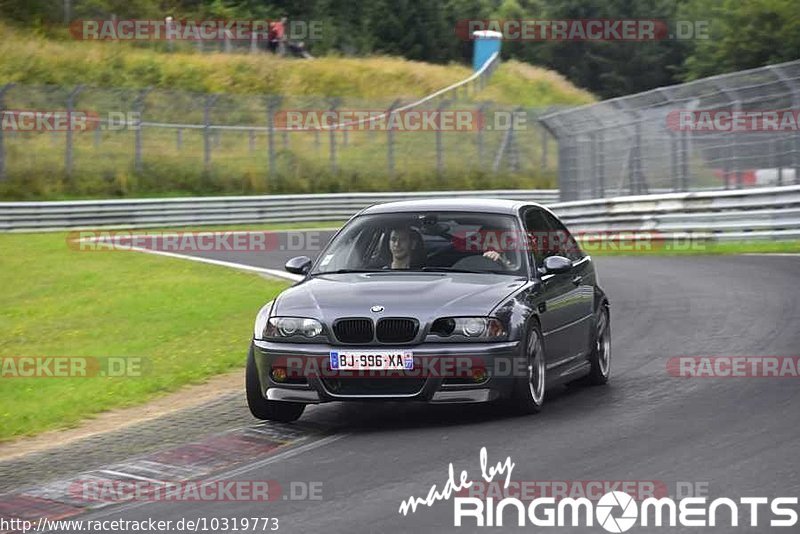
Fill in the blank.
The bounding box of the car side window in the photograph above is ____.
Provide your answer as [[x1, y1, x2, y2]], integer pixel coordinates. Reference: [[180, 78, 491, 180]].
[[523, 208, 554, 268], [542, 212, 584, 261]]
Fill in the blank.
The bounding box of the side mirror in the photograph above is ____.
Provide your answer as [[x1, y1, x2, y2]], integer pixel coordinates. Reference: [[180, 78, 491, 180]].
[[540, 255, 573, 275], [285, 256, 312, 275]]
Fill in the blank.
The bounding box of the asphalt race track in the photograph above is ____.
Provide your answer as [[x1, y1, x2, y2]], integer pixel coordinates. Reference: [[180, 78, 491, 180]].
[[23, 233, 800, 532]]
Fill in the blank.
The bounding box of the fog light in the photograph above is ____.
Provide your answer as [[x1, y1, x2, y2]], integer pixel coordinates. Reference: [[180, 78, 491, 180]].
[[271, 367, 287, 382], [472, 367, 487, 383]]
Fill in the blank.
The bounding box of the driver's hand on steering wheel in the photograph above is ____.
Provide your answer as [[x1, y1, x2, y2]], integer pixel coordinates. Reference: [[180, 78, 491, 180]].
[[483, 250, 511, 267]]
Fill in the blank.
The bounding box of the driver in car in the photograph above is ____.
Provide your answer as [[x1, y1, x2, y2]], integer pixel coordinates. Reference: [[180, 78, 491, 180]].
[[385, 226, 424, 269]]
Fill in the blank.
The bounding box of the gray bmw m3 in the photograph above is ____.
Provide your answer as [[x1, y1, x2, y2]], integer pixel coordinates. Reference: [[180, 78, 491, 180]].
[[247, 198, 610, 422]]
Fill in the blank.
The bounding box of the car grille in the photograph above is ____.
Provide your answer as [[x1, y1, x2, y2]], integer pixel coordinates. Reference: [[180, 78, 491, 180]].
[[321, 376, 426, 396], [333, 318, 374, 344], [376, 318, 418, 343]]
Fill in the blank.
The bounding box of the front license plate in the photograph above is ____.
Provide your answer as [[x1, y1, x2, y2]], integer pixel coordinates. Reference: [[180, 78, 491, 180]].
[[329, 350, 414, 371]]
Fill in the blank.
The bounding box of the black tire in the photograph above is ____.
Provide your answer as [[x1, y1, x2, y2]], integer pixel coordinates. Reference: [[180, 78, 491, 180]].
[[509, 322, 546, 414], [246, 344, 305, 422], [586, 303, 611, 385]]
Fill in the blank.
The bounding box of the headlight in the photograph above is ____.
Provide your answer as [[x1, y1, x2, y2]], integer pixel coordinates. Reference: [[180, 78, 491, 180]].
[[264, 317, 324, 340], [254, 302, 273, 339], [430, 317, 507, 340]]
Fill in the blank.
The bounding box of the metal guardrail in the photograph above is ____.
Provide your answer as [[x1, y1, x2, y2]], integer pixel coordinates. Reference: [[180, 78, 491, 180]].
[[551, 185, 800, 241], [0, 190, 560, 231], [2, 186, 799, 240]]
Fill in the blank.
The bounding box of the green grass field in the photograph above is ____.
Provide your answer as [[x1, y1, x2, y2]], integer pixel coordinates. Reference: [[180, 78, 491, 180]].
[[0, 232, 289, 441]]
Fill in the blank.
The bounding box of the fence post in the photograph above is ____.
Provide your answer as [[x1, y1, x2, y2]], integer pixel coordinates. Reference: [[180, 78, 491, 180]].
[[508, 107, 523, 173], [387, 100, 400, 176], [476, 102, 489, 169], [589, 131, 597, 197], [265, 95, 281, 178], [203, 94, 218, 172], [0, 84, 12, 181], [134, 88, 150, 173], [541, 128, 548, 172], [65, 85, 83, 181], [596, 130, 605, 197], [435, 100, 451, 176], [328, 98, 340, 173], [670, 131, 679, 191], [176, 128, 182, 150], [796, 131, 800, 185]]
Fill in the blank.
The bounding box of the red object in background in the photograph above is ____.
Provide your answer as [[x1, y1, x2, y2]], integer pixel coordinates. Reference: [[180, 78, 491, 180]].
[[713, 168, 756, 187]]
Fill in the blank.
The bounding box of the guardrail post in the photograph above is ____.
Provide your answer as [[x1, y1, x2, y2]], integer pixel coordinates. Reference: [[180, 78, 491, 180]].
[[134, 87, 150, 173], [0, 84, 12, 181], [387, 99, 400, 176], [176, 128, 183, 151], [249, 129, 255, 154], [65, 85, 83, 181], [328, 98, 340, 173]]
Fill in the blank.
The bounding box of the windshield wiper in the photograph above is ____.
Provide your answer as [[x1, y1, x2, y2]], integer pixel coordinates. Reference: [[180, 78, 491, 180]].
[[418, 266, 479, 274], [311, 269, 383, 276], [419, 266, 515, 275]]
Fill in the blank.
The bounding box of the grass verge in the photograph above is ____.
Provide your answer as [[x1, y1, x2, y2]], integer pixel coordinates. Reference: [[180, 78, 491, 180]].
[[0, 232, 289, 441]]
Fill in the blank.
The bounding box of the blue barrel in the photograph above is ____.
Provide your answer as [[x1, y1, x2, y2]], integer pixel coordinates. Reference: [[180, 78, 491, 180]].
[[472, 30, 502, 71]]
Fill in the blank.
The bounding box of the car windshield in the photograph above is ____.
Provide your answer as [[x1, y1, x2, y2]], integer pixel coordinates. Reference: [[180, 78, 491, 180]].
[[311, 212, 528, 276]]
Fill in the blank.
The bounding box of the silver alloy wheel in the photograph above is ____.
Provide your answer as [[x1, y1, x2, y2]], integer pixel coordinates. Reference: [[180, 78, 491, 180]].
[[527, 329, 545, 405], [597, 309, 611, 377]]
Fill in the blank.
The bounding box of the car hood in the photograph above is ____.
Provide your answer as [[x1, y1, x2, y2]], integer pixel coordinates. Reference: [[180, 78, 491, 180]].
[[273, 272, 527, 324]]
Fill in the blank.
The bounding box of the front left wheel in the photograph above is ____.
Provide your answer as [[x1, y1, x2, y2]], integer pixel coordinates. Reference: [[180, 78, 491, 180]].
[[509, 323, 546, 414], [246, 345, 305, 422]]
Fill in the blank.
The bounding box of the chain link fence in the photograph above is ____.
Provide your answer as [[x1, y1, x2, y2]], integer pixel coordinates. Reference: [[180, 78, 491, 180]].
[[540, 60, 800, 201], [0, 56, 563, 199]]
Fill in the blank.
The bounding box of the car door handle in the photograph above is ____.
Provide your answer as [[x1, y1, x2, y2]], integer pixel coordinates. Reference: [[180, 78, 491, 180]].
[[571, 275, 583, 286]]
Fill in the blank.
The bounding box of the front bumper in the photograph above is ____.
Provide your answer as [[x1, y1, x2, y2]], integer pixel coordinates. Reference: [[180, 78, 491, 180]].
[[252, 339, 522, 404]]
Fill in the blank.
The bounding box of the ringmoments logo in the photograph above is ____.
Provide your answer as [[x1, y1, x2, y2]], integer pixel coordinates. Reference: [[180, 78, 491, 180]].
[[398, 447, 800, 530]]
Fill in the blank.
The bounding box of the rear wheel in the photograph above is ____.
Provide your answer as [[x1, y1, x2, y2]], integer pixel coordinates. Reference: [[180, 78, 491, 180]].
[[509, 324, 546, 414], [246, 345, 305, 422], [586, 304, 611, 385]]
